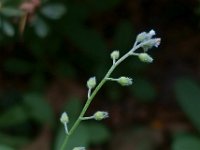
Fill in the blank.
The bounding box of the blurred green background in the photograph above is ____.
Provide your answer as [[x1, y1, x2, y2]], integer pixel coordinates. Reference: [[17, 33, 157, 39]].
[[1, 0, 200, 150]]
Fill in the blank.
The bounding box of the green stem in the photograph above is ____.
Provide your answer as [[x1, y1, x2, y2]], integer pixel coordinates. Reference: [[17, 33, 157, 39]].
[[60, 40, 148, 150]]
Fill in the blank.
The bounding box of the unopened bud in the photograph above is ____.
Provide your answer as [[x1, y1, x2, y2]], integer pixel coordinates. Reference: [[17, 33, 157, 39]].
[[94, 111, 109, 121], [60, 112, 69, 124], [136, 32, 147, 43], [87, 77, 96, 89], [117, 77, 133, 86], [148, 29, 156, 37], [138, 53, 153, 63], [111, 50, 120, 60]]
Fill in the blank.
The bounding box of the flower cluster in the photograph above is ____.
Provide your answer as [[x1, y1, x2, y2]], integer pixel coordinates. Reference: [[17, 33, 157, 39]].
[[60, 29, 161, 150], [135, 29, 161, 63]]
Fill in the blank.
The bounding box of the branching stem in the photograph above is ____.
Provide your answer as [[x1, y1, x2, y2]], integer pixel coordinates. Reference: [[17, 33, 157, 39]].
[[60, 40, 152, 150]]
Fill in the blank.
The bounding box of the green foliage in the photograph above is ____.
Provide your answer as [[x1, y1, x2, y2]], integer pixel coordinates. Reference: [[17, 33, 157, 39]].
[[0, 145, 15, 150], [41, 3, 66, 20], [0, 20, 15, 37], [0, 132, 29, 148], [23, 93, 55, 126], [174, 78, 200, 133], [172, 134, 200, 150], [31, 16, 49, 38], [0, 1, 66, 38], [0, 105, 28, 128], [1, 7, 23, 17]]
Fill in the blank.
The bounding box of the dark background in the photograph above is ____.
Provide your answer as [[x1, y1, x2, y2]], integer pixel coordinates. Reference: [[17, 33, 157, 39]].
[[0, 0, 200, 150]]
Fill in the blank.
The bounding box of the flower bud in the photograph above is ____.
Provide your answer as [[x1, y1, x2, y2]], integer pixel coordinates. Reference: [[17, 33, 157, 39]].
[[73, 147, 86, 150], [110, 50, 120, 60], [87, 77, 96, 89], [138, 53, 153, 63], [60, 112, 69, 124], [148, 29, 156, 37], [136, 32, 147, 43], [117, 77, 133, 86], [94, 111, 109, 121]]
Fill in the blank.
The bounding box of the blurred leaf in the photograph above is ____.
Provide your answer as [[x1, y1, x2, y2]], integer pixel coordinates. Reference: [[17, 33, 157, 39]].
[[113, 21, 134, 50], [131, 78, 156, 102], [64, 97, 82, 123], [0, 105, 28, 127], [4, 58, 34, 74], [87, 123, 110, 144], [32, 16, 49, 38], [174, 78, 200, 132], [0, 145, 15, 150], [172, 134, 200, 150], [1, 7, 23, 17], [41, 3, 66, 20], [1, 20, 15, 36], [23, 93, 55, 126], [0, 133, 29, 147], [54, 124, 90, 150]]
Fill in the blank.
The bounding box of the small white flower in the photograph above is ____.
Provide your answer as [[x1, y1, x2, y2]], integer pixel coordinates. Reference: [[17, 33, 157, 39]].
[[154, 38, 161, 47]]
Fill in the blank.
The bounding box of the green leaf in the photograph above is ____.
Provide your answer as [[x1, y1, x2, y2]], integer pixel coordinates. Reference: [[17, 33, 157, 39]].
[[23, 93, 55, 126], [4, 58, 34, 74], [1, 7, 23, 17], [0, 145, 15, 150], [172, 134, 200, 150], [41, 4, 66, 20], [32, 16, 49, 38], [131, 78, 156, 102], [0, 105, 28, 128], [0, 133, 29, 147], [87, 123, 110, 144], [63, 97, 82, 123], [54, 124, 90, 150], [2, 20, 15, 36], [174, 78, 200, 132]]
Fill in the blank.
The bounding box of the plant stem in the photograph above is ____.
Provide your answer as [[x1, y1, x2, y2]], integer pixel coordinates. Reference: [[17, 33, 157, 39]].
[[60, 40, 148, 150]]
